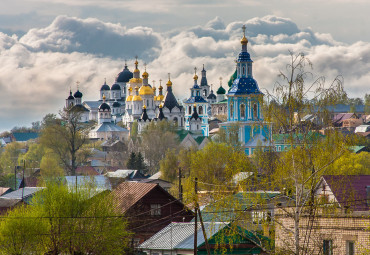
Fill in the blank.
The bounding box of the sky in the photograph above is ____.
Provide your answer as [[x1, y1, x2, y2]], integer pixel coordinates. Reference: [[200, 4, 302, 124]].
[[0, 0, 370, 132]]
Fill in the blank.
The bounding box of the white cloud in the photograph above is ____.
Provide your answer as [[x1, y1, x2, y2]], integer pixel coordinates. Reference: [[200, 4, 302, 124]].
[[0, 15, 369, 131]]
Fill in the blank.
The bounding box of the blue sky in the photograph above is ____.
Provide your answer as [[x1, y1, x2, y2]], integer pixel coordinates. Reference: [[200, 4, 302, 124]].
[[0, 0, 369, 131]]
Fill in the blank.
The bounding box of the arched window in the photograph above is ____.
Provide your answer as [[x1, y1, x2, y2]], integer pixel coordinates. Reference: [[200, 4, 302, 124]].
[[240, 103, 246, 119], [243, 66, 245, 75], [230, 100, 234, 119], [188, 106, 192, 114], [203, 89, 207, 97], [253, 103, 258, 119], [147, 100, 149, 107], [100, 113, 103, 118], [199, 106, 203, 115]]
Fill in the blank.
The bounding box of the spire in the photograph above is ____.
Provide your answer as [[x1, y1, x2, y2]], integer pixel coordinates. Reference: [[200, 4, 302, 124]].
[[190, 104, 200, 120], [158, 104, 165, 120], [241, 24, 248, 51], [193, 67, 198, 81], [166, 73, 172, 86], [141, 105, 149, 121]]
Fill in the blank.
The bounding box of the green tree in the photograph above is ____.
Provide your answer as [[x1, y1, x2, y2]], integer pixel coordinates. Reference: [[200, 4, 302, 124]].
[[40, 108, 91, 176], [0, 142, 24, 174], [139, 120, 179, 174], [0, 181, 131, 255], [40, 150, 65, 178]]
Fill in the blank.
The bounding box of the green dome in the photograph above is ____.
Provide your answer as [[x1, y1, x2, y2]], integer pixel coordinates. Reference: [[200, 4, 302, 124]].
[[216, 85, 226, 95]]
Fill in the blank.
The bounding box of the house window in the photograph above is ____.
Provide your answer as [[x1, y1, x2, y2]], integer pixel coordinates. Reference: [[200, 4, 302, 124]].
[[277, 146, 281, 152], [346, 241, 355, 255], [150, 204, 161, 216], [323, 240, 333, 255]]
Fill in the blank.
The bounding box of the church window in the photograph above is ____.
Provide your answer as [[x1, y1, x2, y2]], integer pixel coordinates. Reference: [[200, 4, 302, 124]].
[[147, 100, 149, 107], [243, 66, 245, 75], [188, 106, 191, 114], [230, 100, 234, 119], [253, 103, 258, 119], [199, 106, 203, 115], [240, 103, 246, 119], [100, 113, 103, 118], [203, 89, 207, 97]]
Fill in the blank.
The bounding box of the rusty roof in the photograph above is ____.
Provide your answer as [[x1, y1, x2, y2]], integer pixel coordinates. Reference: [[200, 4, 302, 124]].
[[113, 182, 158, 213]]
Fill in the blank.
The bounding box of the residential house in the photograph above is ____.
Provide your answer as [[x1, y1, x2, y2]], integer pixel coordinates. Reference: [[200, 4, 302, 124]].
[[139, 222, 270, 255], [0, 187, 44, 214], [275, 175, 370, 255], [112, 182, 194, 245]]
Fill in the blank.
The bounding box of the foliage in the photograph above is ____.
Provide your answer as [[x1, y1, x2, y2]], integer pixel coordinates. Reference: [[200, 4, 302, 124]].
[[40, 150, 65, 178], [40, 108, 92, 176], [138, 120, 179, 174], [126, 152, 148, 173], [19, 143, 45, 169], [0, 181, 131, 255], [326, 151, 370, 175], [0, 142, 24, 174]]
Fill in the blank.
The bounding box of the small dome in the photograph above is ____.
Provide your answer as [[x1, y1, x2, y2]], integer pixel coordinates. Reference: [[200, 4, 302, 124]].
[[241, 35, 248, 45], [126, 87, 133, 101], [111, 83, 121, 91], [156, 94, 164, 102], [139, 85, 154, 96], [166, 79, 172, 86], [73, 90, 82, 98], [67, 91, 74, 100], [112, 101, 121, 107], [133, 95, 142, 101], [193, 74, 198, 80], [207, 91, 216, 100], [142, 71, 148, 78], [217, 85, 226, 95], [116, 65, 133, 83], [99, 102, 111, 111], [100, 81, 110, 91]]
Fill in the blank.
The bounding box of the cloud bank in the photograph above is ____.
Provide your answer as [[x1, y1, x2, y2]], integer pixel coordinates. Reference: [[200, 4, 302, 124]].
[[0, 15, 369, 131]]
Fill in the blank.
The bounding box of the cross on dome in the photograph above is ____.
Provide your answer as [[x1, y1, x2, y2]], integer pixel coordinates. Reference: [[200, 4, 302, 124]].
[[242, 25, 246, 37]]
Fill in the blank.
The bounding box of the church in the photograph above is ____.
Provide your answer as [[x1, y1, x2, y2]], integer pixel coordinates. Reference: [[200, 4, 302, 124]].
[[219, 25, 272, 155]]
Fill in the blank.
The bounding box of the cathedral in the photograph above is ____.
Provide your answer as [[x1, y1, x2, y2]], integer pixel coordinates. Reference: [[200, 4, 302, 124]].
[[219, 25, 272, 155]]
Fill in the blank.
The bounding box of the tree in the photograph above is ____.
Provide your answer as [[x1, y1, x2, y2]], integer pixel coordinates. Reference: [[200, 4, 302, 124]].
[[40, 108, 91, 176], [0, 142, 24, 174], [138, 121, 179, 174], [39, 150, 65, 178], [126, 152, 148, 173], [0, 181, 131, 254], [263, 52, 352, 254]]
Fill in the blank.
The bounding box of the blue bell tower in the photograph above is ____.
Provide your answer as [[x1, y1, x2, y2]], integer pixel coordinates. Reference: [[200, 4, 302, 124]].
[[220, 25, 271, 155]]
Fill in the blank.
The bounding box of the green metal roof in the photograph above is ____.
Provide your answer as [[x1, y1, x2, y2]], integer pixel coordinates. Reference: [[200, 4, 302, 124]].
[[12, 132, 39, 142]]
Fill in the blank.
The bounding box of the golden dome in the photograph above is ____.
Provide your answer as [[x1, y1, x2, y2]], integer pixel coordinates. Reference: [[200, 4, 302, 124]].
[[135, 60, 138, 65], [142, 71, 148, 78], [152, 86, 156, 92], [126, 95, 133, 101], [159, 104, 163, 108], [139, 85, 154, 95], [129, 77, 143, 83], [166, 79, 172, 86], [133, 95, 142, 101], [241, 35, 248, 45], [143, 105, 146, 109], [156, 94, 164, 102], [193, 74, 198, 80], [134, 68, 140, 73]]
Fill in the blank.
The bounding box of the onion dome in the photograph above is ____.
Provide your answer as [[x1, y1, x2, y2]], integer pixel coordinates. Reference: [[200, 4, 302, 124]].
[[217, 85, 226, 95], [112, 101, 121, 107], [139, 85, 154, 96], [133, 86, 142, 101], [73, 90, 82, 98], [99, 95, 110, 111], [207, 90, 216, 100], [67, 90, 74, 100], [126, 87, 133, 101], [157, 94, 164, 102], [111, 83, 121, 91], [166, 79, 172, 86], [100, 80, 110, 91], [142, 71, 148, 79], [193, 73, 198, 81], [116, 63, 133, 83]]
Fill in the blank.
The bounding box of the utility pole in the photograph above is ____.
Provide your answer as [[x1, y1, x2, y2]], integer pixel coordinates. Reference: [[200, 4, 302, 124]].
[[194, 177, 198, 255], [198, 208, 211, 255], [14, 165, 17, 190], [178, 167, 183, 202]]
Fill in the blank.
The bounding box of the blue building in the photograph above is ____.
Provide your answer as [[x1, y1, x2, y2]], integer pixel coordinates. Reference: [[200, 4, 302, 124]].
[[184, 68, 210, 136], [220, 25, 271, 155]]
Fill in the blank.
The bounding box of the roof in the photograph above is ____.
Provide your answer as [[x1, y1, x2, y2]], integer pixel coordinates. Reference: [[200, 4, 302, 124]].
[[105, 169, 146, 179], [228, 77, 262, 96], [139, 222, 225, 250], [349, 146, 366, 154], [83, 101, 102, 110], [113, 182, 158, 212], [12, 132, 39, 142], [212, 99, 227, 105], [194, 136, 207, 145], [71, 104, 89, 112], [0, 187, 11, 196], [149, 171, 162, 179], [321, 175, 370, 211], [76, 166, 100, 176], [1, 187, 44, 200], [116, 65, 133, 83], [64, 176, 111, 192], [333, 113, 357, 124], [91, 122, 128, 133], [162, 87, 181, 111]]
